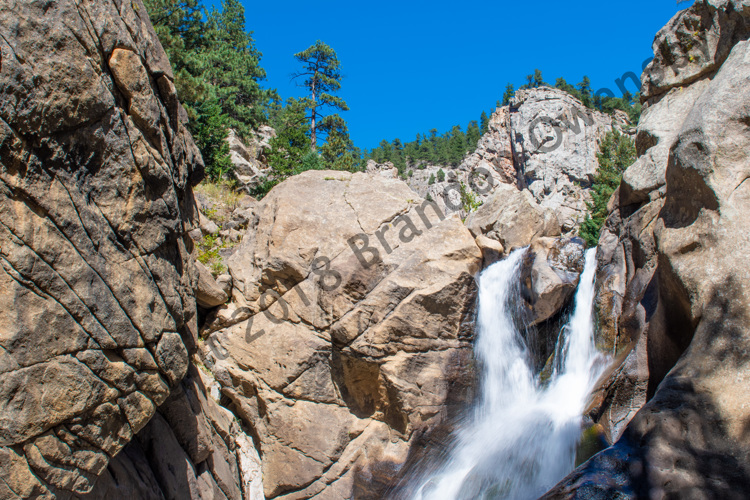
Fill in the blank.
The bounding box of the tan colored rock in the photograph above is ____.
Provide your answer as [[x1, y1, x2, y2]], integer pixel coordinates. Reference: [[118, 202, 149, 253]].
[[365, 159, 399, 178], [205, 170, 481, 498], [195, 261, 230, 308], [465, 183, 561, 252], [475, 234, 505, 264], [521, 237, 585, 326], [0, 0, 203, 494]]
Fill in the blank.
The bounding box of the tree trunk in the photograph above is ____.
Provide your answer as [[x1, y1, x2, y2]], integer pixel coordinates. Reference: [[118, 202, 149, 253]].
[[310, 77, 317, 152]]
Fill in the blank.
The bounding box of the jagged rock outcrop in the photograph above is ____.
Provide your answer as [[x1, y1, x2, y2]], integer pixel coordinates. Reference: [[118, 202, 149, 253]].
[[509, 88, 622, 232], [201, 170, 482, 498], [546, 1, 750, 497], [0, 1, 262, 498], [364, 159, 399, 179], [228, 127, 276, 193], [404, 87, 627, 232]]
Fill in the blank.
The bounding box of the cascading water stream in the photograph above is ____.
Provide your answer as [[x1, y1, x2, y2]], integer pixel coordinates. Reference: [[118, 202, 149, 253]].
[[411, 248, 606, 500]]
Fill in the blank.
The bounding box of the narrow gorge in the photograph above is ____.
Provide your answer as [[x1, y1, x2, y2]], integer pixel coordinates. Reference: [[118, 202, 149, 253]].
[[1, 1, 749, 499]]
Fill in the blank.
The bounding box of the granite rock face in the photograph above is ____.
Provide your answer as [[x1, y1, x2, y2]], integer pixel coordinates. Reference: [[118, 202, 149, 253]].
[[405, 87, 626, 232], [509, 88, 621, 232], [228, 126, 276, 193], [0, 0, 264, 497], [202, 170, 482, 499], [546, 1, 750, 497]]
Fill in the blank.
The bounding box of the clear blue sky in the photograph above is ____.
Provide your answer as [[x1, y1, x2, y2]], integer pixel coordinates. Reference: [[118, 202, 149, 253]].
[[209, 0, 693, 151]]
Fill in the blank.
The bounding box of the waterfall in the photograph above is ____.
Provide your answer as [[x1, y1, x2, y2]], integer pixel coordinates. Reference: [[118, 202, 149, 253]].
[[412, 248, 606, 500]]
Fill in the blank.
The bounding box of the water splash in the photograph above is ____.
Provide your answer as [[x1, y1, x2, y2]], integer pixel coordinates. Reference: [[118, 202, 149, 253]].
[[412, 248, 606, 500]]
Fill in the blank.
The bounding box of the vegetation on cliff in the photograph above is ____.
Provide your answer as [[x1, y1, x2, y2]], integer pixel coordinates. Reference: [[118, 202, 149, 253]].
[[579, 131, 637, 247], [144, 0, 360, 188]]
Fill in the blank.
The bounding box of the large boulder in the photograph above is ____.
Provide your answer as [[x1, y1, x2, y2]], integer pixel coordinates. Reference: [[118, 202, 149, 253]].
[[202, 170, 482, 498], [521, 237, 586, 327], [546, 1, 750, 496], [465, 183, 561, 253]]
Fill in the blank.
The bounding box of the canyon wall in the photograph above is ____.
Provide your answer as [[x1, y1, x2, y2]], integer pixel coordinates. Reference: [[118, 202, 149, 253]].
[[547, 0, 750, 497], [405, 87, 627, 232]]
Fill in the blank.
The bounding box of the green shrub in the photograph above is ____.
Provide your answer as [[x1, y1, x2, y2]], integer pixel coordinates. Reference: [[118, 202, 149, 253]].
[[459, 182, 482, 213]]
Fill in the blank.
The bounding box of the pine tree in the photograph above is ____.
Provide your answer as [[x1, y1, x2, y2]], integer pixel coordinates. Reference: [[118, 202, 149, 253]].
[[144, 0, 273, 181], [579, 131, 636, 246], [502, 84, 515, 106], [266, 97, 310, 182], [577, 76, 593, 107], [320, 119, 355, 170], [201, 0, 271, 137], [533, 69, 545, 87], [293, 40, 349, 151], [467, 120, 481, 149], [448, 125, 466, 165]]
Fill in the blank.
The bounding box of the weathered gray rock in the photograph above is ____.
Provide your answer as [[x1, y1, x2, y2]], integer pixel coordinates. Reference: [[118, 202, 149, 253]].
[[546, 2, 750, 496], [641, 0, 750, 100], [228, 126, 276, 192], [403, 88, 627, 232], [365, 159, 399, 178], [203, 170, 482, 498], [510, 87, 623, 232]]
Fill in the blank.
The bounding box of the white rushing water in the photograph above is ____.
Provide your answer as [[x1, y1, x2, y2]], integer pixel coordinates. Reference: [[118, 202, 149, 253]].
[[413, 248, 606, 500]]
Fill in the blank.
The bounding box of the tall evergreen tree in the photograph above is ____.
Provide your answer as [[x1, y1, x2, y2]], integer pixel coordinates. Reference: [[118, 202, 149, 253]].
[[293, 40, 349, 151], [467, 120, 481, 149], [202, 0, 271, 137], [266, 97, 310, 180], [577, 76, 593, 107]]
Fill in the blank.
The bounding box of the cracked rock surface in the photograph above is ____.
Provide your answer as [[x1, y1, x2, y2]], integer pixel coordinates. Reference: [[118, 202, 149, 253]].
[[202, 170, 483, 499], [545, 1, 750, 497], [0, 0, 203, 496]]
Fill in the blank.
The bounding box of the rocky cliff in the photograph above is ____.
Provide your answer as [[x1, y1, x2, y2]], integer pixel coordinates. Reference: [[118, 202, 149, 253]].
[[0, 1, 260, 498], [403, 87, 629, 231], [546, 0, 750, 496], [4, 0, 749, 498], [199, 170, 482, 498]]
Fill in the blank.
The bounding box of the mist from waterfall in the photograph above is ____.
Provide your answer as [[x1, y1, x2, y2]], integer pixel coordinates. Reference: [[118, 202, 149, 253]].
[[411, 248, 606, 500]]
